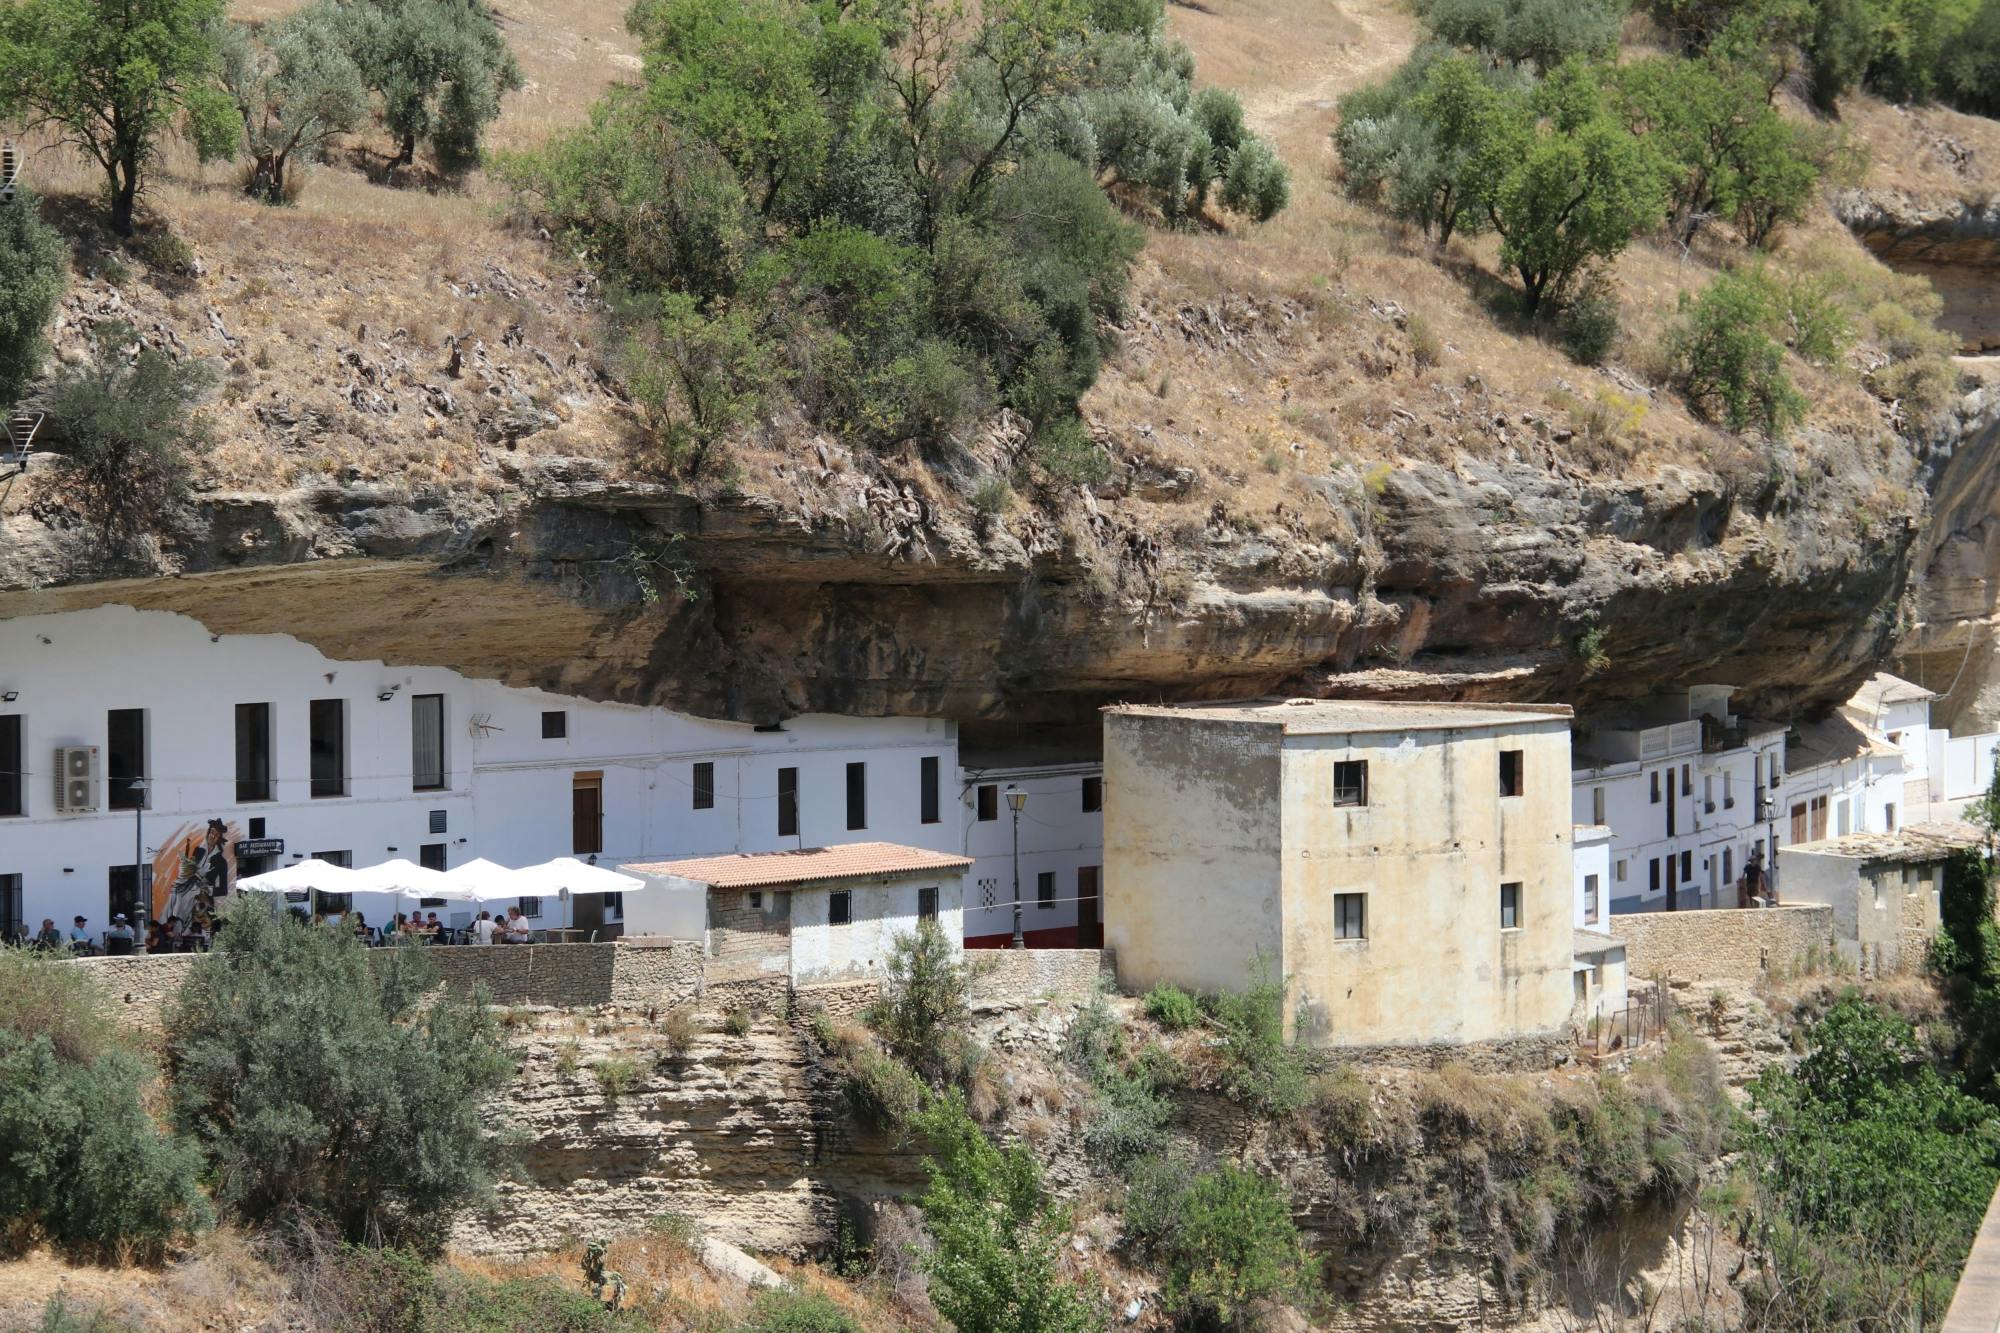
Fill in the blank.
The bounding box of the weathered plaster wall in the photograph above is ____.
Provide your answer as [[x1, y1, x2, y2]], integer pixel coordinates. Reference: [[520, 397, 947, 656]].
[[1609, 905, 1836, 982], [1768, 853, 1941, 975], [1103, 714, 1283, 995], [1281, 719, 1576, 1048], [790, 875, 966, 984]]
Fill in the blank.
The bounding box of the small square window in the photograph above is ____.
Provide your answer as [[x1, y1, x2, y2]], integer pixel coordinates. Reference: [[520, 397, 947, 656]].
[[1082, 776, 1103, 813], [1334, 892, 1365, 940], [1037, 871, 1055, 909], [829, 890, 852, 926], [976, 784, 997, 822], [1500, 881, 1522, 930], [541, 710, 567, 739], [248, 816, 266, 838], [749, 891, 763, 910], [918, 886, 938, 920], [692, 761, 715, 810], [519, 896, 542, 919], [428, 809, 447, 835], [1332, 760, 1368, 807], [1499, 750, 1524, 798]]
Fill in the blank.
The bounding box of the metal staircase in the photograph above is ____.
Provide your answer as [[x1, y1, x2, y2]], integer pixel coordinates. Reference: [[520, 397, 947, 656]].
[[0, 139, 16, 204], [2, 412, 40, 477]]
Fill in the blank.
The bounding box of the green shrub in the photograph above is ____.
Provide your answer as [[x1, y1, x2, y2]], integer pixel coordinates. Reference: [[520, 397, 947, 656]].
[[1123, 1156, 1307, 1326], [724, 1007, 754, 1037], [592, 1056, 641, 1103], [0, 187, 69, 405], [842, 1045, 925, 1129], [1554, 279, 1619, 365], [968, 473, 1013, 516], [342, 0, 522, 173], [1084, 1068, 1175, 1170], [662, 1006, 698, 1057], [42, 323, 216, 550], [1142, 984, 1201, 1032], [166, 899, 515, 1254], [866, 918, 975, 1088], [1218, 139, 1291, 222], [913, 1091, 1100, 1333], [1029, 418, 1111, 487], [1204, 969, 1310, 1120], [737, 1286, 862, 1333], [0, 951, 207, 1262], [34, 1294, 135, 1333], [1664, 271, 1805, 439]]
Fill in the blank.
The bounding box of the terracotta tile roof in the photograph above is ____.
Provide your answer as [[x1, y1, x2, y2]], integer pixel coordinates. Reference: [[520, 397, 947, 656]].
[[626, 842, 973, 890]]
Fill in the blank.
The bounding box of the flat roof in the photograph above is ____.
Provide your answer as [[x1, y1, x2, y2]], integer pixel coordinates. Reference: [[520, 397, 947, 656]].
[[626, 842, 973, 890], [1848, 671, 1937, 712], [1575, 929, 1624, 958], [1787, 822, 1984, 862], [1105, 697, 1572, 736]]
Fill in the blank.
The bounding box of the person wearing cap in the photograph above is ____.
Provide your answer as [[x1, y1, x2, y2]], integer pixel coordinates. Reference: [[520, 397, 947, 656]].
[[107, 914, 135, 942], [68, 916, 92, 953]]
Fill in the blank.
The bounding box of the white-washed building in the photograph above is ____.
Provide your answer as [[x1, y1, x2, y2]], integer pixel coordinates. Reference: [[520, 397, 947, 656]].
[[957, 749, 1104, 949], [0, 605, 961, 942]]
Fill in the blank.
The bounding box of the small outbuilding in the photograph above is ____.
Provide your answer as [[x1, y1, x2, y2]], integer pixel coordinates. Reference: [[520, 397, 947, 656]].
[[1781, 822, 1983, 975], [625, 842, 971, 986]]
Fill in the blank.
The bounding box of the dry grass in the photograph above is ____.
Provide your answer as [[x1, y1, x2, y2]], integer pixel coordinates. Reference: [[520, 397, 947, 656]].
[[0, 1231, 286, 1332]]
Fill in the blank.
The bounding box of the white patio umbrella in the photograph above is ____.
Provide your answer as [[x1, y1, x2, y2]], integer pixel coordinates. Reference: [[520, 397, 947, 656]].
[[348, 858, 456, 936], [437, 857, 526, 902], [237, 858, 363, 920], [511, 856, 645, 896]]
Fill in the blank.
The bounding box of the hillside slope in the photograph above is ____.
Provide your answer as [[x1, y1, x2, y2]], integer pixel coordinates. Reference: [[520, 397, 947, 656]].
[[0, 0, 1981, 728]]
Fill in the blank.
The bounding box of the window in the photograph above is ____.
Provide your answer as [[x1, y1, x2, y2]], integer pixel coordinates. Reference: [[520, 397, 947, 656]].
[[1500, 882, 1522, 930], [0, 714, 20, 817], [1681, 764, 1691, 796], [1650, 859, 1661, 893], [1650, 771, 1661, 804], [1724, 772, 1734, 807], [1680, 850, 1692, 882], [1332, 760, 1368, 807], [234, 702, 273, 802], [918, 886, 938, 921], [1703, 774, 1713, 806], [1591, 786, 1605, 824], [107, 708, 146, 809], [1790, 802, 1807, 844], [1836, 799, 1851, 836], [1723, 848, 1733, 884], [419, 843, 446, 871], [1808, 795, 1828, 841], [419, 897, 445, 908], [846, 761, 867, 831], [829, 889, 852, 926], [316, 892, 353, 915], [1037, 871, 1055, 909], [978, 878, 998, 909], [313, 850, 352, 868], [1885, 802, 1898, 832], [519, 896, 542, 919], [572, 772, 602, 855], [976, 784, 997, 821], [1499, 750, 1524, 798], [1082, 776, 1103, 813], [429, 809, 447, 834], [748, 890, 764, 910], [1583, 874, 1600, 922], [411, 694, 445, 790], [778, 767, 799, 837], [1615, 859, 1627, 882], [248, 817, 265, 838], [1335, 892, 1366, 940], [921, 756, 940, 825], [692, 761, 715, 810], [309, 699, 346, 798], [0, 874, 19, 939], [541, 710, 567, 739]]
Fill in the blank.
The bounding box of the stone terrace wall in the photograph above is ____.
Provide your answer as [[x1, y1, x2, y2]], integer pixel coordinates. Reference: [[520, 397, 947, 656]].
[[1610, 905, 1835, 982], [968, 948, 1111, 1007], [75, 940, 707, 1028]]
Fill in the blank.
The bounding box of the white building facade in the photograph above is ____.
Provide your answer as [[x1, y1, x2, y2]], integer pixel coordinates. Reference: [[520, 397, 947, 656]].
[[957, 750, 1104, 949], [0, 605, 963, 940]]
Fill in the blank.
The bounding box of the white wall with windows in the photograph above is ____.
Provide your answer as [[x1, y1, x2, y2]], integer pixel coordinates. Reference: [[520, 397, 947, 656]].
[[1573, 824, 1611, 930], [957, 752, 1104, 948], [0, 605, 959, 939]]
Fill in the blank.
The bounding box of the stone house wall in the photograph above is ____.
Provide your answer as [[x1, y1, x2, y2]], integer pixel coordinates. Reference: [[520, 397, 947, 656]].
[[1608, 905, 1836, 982]]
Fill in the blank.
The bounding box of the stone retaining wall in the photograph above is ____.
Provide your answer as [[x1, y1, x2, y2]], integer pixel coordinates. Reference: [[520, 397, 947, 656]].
[[75, 939, 707, 1027], [1609, 905, 1836, 982], [967, 948, 1111, 1008]]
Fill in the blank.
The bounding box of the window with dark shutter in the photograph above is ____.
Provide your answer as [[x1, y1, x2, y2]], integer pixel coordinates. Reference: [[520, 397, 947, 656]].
[[1037, 871, 1054, 909], [1499, 750, 1524, 798], [0, 715, 21, 817], [1335, 893, 1365, 939], [310, 699, 346, 798], [1082, 776, 1103, 813], [976, 784, 997, 821], [429, 809, 447, 834], [107, 708, 146, 810], [693, 761, 715, 810], [1332, 760, 1367, 807], [1500, 882, 1522, 929], [829, 890, 851, 926], [419, 843, 446, 871], [778, 767, 799, 837], [921, 756, 940, 825], [918, 886, 938, 920], [541, 710, 567, 739], [846, 761, 866, 831], [411, 694, 445, 791], [235, 702, 272, 802]]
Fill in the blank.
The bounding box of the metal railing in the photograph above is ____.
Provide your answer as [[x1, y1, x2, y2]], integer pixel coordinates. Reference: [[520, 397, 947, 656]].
[[1579, 982, 1674, 1058]]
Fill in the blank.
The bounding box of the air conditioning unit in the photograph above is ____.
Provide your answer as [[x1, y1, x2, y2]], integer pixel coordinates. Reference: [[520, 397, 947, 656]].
[[53, 746, 99, 813]]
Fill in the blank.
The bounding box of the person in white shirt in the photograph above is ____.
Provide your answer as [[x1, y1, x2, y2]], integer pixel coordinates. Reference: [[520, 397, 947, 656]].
[[472, 911, 497, 946], [502, 907, 532, 944]]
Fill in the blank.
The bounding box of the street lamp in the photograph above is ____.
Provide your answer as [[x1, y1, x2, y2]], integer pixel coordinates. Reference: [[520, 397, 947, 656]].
[[1006, 785, 1027, 950], [128, 777, 149, 924]]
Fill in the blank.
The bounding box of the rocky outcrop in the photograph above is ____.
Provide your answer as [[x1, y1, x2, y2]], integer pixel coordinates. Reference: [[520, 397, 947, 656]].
[[1835, 188, 2000, 354]]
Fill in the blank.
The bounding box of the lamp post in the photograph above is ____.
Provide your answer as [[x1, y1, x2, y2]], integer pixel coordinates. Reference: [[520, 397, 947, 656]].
[[128, 777, 149, 924], [1006, 785, 1027, 950]]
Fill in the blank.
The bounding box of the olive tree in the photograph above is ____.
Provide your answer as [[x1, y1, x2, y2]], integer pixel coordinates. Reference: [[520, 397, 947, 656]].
[[0, 186, 68, 404], [0, 0, 238, 234], [222, 7, 368, 203], [344, 0, 523, 174]]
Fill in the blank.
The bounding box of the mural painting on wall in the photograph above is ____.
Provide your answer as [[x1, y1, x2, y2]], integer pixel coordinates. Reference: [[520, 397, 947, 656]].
[[149, 818, 238, 929]]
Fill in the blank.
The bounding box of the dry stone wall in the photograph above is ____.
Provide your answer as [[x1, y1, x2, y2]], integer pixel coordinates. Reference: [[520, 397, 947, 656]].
[[78, 953, 201, 1031], [1609, 906, 1835, 982], [967, 948, 1111, 1008]]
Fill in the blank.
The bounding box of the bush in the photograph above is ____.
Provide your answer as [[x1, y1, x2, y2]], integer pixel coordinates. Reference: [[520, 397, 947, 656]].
[[0, 187, 69, 405], [1142, 984, 1201, 1032], [166, 899, 515, 1253], [1123, 1156, 1307, 1326], [34, 1294, 134, 1333], [843, 1045, 926, 1129], [738, 1286, 862, 1333], [662, 1007, 698, 1057], [0, 955, 209, 1260], [724, 1006, 754, 1037], [342, 0, 523, 173], [865, 918, 975, 1087], [1218, 139, 1291, 222], [913, 1091, 1100, 1333], [1417, 0, 1623, 71], [1205, 970, 1310, 1120], [1029, 417, 1111, 487], [1554, 279, 1620, 365], [593, 1056, 641, 1103], [42, 324, 215, 550], [1665, 271, 1805, 438]]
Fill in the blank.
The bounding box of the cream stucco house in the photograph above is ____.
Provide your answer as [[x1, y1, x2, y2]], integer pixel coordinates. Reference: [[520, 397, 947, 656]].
[[1103, 698, 1577, 1052]]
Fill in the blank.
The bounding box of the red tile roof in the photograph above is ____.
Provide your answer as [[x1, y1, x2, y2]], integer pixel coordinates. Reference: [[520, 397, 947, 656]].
[[626, 842, 973, 890]]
